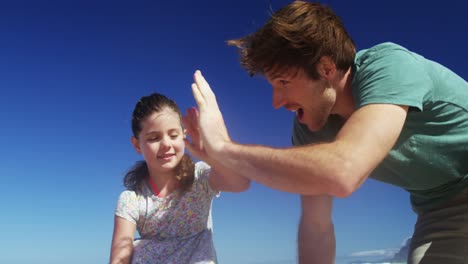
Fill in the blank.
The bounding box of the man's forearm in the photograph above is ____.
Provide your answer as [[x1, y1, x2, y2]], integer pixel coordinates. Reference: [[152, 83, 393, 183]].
[[216, 141, 350, 196], [298, 217, 336, 264], [209, 158, 251, 192], [298, 195, 336, 264]]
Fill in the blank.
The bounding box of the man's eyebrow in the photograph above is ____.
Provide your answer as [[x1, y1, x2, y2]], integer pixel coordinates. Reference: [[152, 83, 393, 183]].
[[267, 71, 284, 80]]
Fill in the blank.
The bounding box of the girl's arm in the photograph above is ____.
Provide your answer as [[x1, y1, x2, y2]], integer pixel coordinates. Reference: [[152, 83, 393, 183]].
[[110, 216, 136, 264]]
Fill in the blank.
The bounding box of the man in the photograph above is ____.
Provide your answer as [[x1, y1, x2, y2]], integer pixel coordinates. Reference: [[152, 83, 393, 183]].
[[184, 1, 468, 263]]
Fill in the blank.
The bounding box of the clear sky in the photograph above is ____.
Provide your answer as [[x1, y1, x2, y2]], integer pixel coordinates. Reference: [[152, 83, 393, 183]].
[[1, 0, 466, 264]]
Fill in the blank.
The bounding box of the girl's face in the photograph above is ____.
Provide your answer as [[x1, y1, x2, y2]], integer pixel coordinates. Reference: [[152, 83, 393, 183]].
[[131, 107, 185, 176]]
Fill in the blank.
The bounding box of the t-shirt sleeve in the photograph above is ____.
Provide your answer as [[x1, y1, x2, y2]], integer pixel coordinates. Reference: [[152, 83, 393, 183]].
[[353, 43, 432, 110], [194, 161, 220, 198], [114, 190, 139, 224]]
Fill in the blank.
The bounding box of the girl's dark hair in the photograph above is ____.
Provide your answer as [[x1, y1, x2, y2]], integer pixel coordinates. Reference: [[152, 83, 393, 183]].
[[124, 93, 195, 193]]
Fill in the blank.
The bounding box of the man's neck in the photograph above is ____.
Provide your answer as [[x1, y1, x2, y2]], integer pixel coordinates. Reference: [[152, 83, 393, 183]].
[[332, 68, 355, 119]]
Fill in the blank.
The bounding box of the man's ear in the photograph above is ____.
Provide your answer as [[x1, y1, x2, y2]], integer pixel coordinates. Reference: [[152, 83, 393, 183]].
[[131, 136, 142, 154], [317, 56, 336, 80], [183, 128, 187, 138]]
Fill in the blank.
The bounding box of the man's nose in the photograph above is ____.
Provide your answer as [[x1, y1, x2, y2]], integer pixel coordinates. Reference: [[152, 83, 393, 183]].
[[272, 89, 286, 109]]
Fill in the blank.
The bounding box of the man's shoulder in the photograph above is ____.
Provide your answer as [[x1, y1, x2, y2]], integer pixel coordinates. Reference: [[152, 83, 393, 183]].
[[355, 42, 413, 66], [357, 42, 409, 56]]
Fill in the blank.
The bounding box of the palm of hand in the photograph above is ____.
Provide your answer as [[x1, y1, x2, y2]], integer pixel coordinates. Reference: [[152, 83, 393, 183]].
[[190, 71, 230, 156]]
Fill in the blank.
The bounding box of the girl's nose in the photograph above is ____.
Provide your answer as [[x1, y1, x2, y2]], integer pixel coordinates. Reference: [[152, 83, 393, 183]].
[[160, 136, 171, 148]]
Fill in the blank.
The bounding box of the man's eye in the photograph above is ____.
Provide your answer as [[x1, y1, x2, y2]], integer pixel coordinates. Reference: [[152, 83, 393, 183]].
[[148, 137, 160, 141], [170, 134, 179, 139]]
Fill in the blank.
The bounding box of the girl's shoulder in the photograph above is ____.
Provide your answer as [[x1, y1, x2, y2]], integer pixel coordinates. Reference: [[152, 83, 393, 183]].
[[117, 189, 141, 205], [118, 181, 152, 201], [115, 188, 149, 225]]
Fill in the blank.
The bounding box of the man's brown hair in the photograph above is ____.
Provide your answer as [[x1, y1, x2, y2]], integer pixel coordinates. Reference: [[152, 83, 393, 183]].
[[228, 1, 356, 79]]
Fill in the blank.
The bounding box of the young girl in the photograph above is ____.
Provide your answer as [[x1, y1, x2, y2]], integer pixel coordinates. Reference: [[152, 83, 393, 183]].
[[110, 92, 250, 264]]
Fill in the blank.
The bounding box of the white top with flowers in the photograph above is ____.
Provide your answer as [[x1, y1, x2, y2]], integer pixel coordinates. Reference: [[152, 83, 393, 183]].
[[115, 161, 220, 264]]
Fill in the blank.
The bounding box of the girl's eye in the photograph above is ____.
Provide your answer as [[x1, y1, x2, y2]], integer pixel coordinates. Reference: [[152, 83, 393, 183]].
[[148, 136, 160, 141], [279, 80, 288, 85]]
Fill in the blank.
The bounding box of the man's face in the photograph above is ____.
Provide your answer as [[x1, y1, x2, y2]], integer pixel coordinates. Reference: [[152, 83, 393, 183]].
[[265, 68, 337, 131]]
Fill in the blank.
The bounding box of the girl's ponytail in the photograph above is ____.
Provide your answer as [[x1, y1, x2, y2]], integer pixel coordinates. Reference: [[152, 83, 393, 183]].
[[176, 154, 195, 192]]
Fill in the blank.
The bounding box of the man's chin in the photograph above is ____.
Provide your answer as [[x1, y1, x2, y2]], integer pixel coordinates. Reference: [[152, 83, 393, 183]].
[[304, 120, 325, 132]]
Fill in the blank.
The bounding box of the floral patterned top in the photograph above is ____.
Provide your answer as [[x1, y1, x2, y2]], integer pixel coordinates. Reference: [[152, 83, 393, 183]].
[[115, 161, 220, 264]]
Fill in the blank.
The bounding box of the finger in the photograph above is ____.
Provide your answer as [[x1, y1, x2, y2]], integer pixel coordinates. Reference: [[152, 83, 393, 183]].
[[190, 108, 202, 140], [188, 107, 203, 149], [184, 108, 202, 148], [196, 70, 211, 91], [182, 114, 193, 135], [183, 110, 198, 137], [191, 83, 205, 109], [193, 107, 200, 120], [183, 109, 193, 129], [184, 137, 205, 161], [194, 70, 209, 90], [194, 70, 216, 101], [183, 112, 198, 142], [186, 108, 197, 130], [184, 138, 199, 157]]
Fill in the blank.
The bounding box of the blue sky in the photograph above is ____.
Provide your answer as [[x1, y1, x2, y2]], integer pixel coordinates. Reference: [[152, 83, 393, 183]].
[[1, 0, 466, 263]]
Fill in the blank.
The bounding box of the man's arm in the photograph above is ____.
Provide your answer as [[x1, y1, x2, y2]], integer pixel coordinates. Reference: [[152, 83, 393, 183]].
[[208, 163, 251, 192], [191, 70, 408, 197], [218, 103, 407, 197], [298, 195, 335, 264]]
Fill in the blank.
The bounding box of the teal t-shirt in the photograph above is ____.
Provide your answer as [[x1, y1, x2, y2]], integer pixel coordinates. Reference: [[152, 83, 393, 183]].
[[292, 42, 468, 211]]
